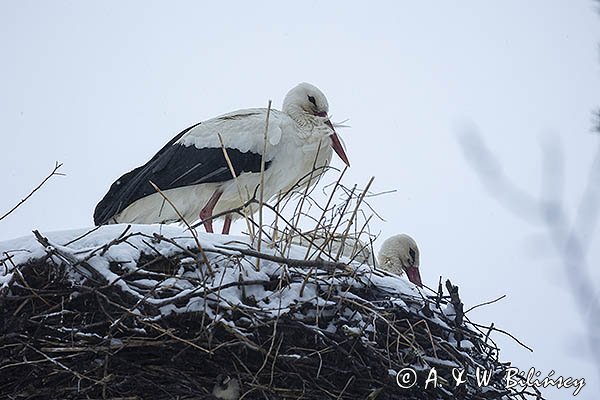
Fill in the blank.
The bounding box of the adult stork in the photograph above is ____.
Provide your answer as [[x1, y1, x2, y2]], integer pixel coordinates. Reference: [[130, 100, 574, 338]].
[[93, 83, 350, 233], [377, 234, 423, 287], [291, 232, 423, 287]]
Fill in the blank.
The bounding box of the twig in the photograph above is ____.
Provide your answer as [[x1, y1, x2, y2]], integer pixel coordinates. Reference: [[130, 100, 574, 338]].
[[335, 177, 375, 261], [467, 320, 533, 353], [465, 294, 507, 314], [148, 180, 213, 275], [218, 132, 255, 239], [257, 100, 272, 270], [0, 161, 64, 222], [213, 244, 348, 272]]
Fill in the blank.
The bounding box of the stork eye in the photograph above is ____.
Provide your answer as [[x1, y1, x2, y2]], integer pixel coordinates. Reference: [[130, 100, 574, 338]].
[[308, 95, 317, 106], [408, 248, 416, 264]]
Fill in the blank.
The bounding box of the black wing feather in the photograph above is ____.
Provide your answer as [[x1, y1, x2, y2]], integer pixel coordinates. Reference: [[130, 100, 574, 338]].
[[94, 123, 270, 225]]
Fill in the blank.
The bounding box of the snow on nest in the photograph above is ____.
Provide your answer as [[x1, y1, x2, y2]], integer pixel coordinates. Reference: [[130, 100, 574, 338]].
[[0, 225, 540, 399], [0, 224, 420, 326]]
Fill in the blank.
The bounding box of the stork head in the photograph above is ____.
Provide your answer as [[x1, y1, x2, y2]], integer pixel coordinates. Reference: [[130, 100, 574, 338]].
[[283, 82, 329, 116], [212, 374, 240, 400], [378, 234, 423, 287], [283, 82, 350, 167]]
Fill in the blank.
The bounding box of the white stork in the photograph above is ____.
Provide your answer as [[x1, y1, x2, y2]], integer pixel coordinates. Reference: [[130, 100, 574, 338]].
[[94, 83, 350, 233], [291, 232, 423, 287], [378, 234, 423, 287], [211, 375, 240, 400]]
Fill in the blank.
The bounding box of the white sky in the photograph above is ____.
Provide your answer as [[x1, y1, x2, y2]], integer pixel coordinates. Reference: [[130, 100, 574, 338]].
[[1, 1, 599, 398]]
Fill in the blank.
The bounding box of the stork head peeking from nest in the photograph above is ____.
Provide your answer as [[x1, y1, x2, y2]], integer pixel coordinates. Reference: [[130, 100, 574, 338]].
[[212, 374, 240, 400], [378, 234, 422, 287]]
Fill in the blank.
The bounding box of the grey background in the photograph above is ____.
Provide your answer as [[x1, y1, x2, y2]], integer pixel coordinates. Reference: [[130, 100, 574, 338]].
[[1, 1, 598, 398]]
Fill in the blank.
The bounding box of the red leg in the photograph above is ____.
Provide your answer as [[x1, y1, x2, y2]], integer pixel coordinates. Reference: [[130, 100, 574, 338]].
[[222, 215, 232, 234], [199, 190, 223, 233]]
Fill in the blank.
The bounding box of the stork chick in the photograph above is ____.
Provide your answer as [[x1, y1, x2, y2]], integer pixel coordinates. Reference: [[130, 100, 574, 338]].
[[212, 374, 240, 400]]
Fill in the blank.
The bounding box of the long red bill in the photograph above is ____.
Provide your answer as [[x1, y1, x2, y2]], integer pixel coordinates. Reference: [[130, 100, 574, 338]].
[[405, 266, 423, 287], [324, 119, 350, 167]]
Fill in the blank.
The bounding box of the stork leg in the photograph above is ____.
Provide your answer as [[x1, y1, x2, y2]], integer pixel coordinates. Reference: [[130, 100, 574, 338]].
[[199, 190, 223, 233], [222, 215, 232, 234]]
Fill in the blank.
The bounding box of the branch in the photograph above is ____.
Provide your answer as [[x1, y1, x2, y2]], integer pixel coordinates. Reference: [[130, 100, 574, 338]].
[[464, 294, 507, 314], [213, 244, 349, 272], [0, 162, 64, 222], [148, 180, 213, 275], [460, 130, 600, 370]]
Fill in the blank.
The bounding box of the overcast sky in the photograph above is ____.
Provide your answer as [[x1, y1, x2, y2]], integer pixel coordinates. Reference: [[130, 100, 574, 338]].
[[1, 1, 599, 398]]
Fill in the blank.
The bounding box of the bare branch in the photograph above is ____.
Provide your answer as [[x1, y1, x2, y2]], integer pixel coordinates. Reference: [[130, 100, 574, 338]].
[[460, 129, 600, 374], [0, 162, 64, 222]]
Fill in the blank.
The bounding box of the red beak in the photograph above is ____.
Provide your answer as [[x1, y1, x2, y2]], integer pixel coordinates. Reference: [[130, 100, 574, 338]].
[[323, 118, 350, 167], [405, 266, 423, 287]]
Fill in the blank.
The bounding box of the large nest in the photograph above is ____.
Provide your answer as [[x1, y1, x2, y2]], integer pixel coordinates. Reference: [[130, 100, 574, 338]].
[[0, 223, 542, 400]]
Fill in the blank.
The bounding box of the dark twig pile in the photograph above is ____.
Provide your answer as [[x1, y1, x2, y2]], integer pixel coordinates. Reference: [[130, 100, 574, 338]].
[[0, 225, 543, 400]]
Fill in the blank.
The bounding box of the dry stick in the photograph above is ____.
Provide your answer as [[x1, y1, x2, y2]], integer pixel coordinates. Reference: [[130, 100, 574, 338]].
[[334, 219, 377, 306], [272, 165, 333, 213], [483, 322, 495, 345], [349, 213, 369, 258], [445, 279, 464, 326], [412, 319, 439, 359], [0, 161, 64, 222], [251, 278, 282, 387], [467, 319, 533, 352], [282, 141, 325, 258], [60, 230, 141, 273], [268, 335, 285, 387], [212, 260, 230, 326], [188, 195, 305, 255], [213, 244, 348, 272], [345, 215, 374, 264], [325, 185, 357, 243], [266, 166, 336, 253], [260, 200, 334, 258], [292, 139, 324, 229], [190, 189, 259, 230], [63, 225, 102, 246], [98, 225, 132, 256], [303, 167, 348, 259], [21, 342, 104, 385], [143, 321, 213, 354], [335, 375, 355, 400], [266, 173, 370, 266], [256, 100, 272, 271], [313, 184, 356, 262], [12, 267, 52, 308], [148, 181, 213, 276], [0, 353, 86, 370], [271, 191, 282, 244], [104, 270, 191, 337], [335, 176, 375, 261], [218, 133, 255, 239], [334, 296, 417, 351], [464, 294, 507, 314], [80, 284, 214, 354], [33, 230, 106, 283]]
